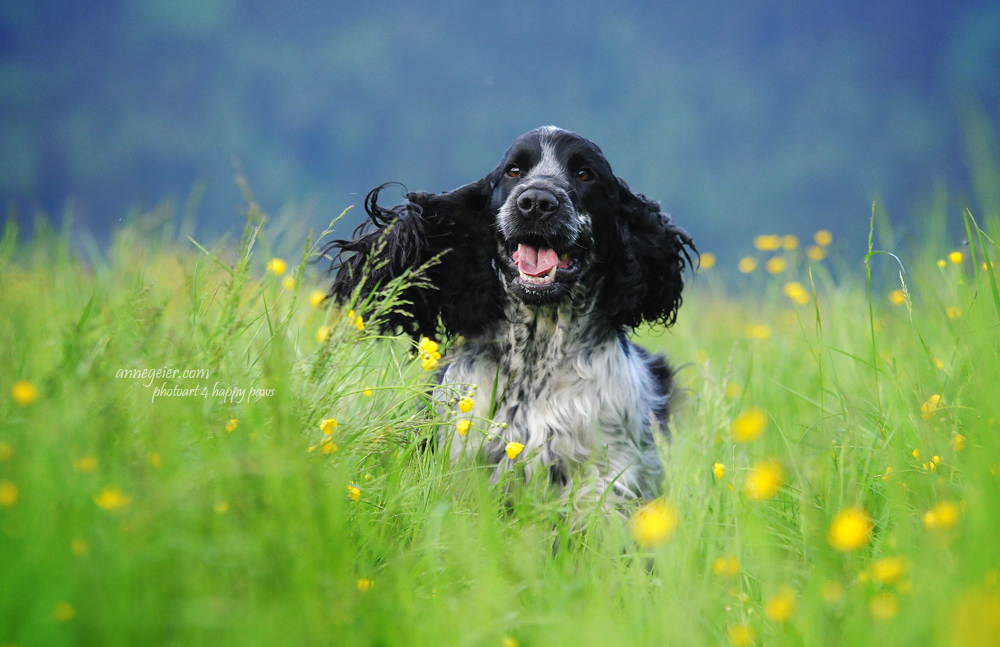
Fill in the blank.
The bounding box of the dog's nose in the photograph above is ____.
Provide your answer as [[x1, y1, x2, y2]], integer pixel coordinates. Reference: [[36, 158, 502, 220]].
[[516, 189, 559, 221]]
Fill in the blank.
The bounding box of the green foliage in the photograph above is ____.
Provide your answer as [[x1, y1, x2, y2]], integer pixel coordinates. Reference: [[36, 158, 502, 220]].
[[1, 198, 999, 646]]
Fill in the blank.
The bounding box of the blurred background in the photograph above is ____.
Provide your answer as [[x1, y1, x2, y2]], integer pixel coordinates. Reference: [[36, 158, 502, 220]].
[[1, 0, 998, 256]]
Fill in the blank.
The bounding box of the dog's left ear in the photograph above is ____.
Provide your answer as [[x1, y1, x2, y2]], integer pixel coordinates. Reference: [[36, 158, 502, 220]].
[[595, 180, 696, 329]]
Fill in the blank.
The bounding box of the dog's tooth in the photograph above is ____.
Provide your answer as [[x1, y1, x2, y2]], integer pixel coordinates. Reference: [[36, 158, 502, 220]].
[[548, 265, 557, 279]]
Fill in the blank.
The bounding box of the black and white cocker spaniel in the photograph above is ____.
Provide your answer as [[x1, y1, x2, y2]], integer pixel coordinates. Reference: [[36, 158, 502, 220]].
[[329, 126, 694, 502]]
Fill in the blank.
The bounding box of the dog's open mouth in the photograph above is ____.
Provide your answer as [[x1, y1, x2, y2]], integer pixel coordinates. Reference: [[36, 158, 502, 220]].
[[508, 239, 578, 293]]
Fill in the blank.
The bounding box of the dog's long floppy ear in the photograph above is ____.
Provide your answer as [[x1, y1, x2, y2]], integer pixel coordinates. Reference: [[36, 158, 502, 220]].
[[327, 178, 503, 340], [595, 180, 696, 330]]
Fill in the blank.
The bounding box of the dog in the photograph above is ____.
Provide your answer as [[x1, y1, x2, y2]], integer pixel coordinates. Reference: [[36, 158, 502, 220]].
[[328, 126, 694, 503]]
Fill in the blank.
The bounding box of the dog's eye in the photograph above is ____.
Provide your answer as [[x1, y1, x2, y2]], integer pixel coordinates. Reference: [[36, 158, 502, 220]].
[[576, 169, 593, 182], [506, 166, 521, 178]]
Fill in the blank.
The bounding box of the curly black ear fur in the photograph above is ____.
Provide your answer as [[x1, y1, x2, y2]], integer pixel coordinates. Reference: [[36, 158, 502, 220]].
[[325, 179, 503, 340], [594, 180, 696, 330]]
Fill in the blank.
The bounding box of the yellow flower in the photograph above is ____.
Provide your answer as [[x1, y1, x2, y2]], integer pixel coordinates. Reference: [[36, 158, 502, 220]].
[[828, 507, 872, 551], [321, 440, 338, 454], [11, 380, 38, 406], [347, 485, 361, 501], [363, 387, 373, 397], [357, 578, 374, 592], [149, 452, 162, 468], [502, 637, 519, 647], [73, 456, 97, 473], [348, 309, 364, 331], [738, 257, 757, 273], [765, 256, 787, 274], [505, 442, 525, 460], [745, 460, 783, 500], [321, 418, 338, 435], [282, 276, 295, 290], [713, 463, 725, 480], [871, 556, 907, 584], [814, 230, 833, 246], [712, 555, 740, 577], [870, 592, 898, 620], [458, 397, 474, 413], [921, 394, 941, 420], [754, 235, 782, 251], [94, 487, 131, 510], [52, 601, 75, 622], [266, 257, 288, 276], [457, 419, 471, 436], [726, 382, 742, 398], [923, 500, 960, 530], [629, 499, 679, 548], [946, 306, 962, 320], [821, 580, 844, 604], [727, 623, 755, 647], [700, 252, 716, 269], [807, 245, 827, 261], [71, 538, 88, 555], [881, 466, 893, 481], [949, 251, 963, 265], [732, 407, 767, 443], [765, 585, 797, 622], [309, 290, 327, 309], [912, 448, 920, 460], [418, 337, 442, 370], [215, 502, 229, 514], [744, 323, 772, 340], [0, 482, 18, 507], [937, 259, 947, 268], [0, 441, 11, 461], [954, 434, 966, 451], [783, 281, 810, 305], [888, 289, 905, 305], [316, 326, 331, 343], [782, 235, 799, 250], [226, 418, 239, 433]]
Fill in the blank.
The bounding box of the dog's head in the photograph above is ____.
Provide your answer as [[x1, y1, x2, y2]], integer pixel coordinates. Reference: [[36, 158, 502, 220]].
[[329, 126, 695, 339]]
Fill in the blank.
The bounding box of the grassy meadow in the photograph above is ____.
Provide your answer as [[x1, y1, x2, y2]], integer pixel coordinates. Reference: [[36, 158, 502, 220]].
[[1, 194, 999, 647]]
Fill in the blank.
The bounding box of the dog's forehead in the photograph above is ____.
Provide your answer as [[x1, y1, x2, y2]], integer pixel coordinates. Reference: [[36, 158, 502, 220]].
[[503, 127, 606, 176]]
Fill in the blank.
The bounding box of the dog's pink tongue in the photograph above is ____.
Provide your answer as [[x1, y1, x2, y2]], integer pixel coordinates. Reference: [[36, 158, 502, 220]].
[[514, 243, 559, 276]]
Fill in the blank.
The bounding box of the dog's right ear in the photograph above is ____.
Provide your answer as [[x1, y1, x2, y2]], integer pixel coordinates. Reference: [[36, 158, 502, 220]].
[[326, 178, 503, 340]]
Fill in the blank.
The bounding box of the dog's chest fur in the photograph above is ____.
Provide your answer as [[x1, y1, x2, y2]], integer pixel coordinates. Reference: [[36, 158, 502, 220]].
[[438, 302, 665, 501]]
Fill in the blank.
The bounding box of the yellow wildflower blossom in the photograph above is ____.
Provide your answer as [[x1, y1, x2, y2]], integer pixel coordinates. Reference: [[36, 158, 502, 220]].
[[888, 289, 905, 305], [937, 259, 947, 268], [711, 555, 740, 577], [954, 434, 966, 451], [11, 380, 38, 406], [505, 441, 525, 460], [266, 258, 288, 276], [0, 442, 11, 461], [949, 251, 963, 265], [828, 506, 872, 552], [363, 387, 373, 397], [726, 382, 742, 398], [629, 499, 679, 548], [923, 500, 959, 530], [321, 418, 338, 435], [419, 336, 442, 371], [881, 466, 893, 481], [226, 419, 239, 433], [357, 578, 374, 592], [348, 309, 364, 331], [457, 419, 471, 436], [912, 448, 920, 460], [765, 585, 797, 622], [149, 452, 162, 468], [765, 256, 787, 274], [754, 235, 782, 251], [52, 601, 75, 622], [309, 290, 327, 309], [0, 482, 18, 507], [94, 487, 131, 510], [921, 394, 941, 420], [744, 323, 772, 340], [870, 592, 898, 620], [807, 245, 827, 260], [744, 460, 783, 500], [814, 230, 833, 246], [459, 397, 474, 413], [347, 485, 361, 501], [215, 502, 229, 514], [713, 463, 725, 480], [502, 637, 519, 647], [783, 281, 810, 304], [74, 456, 97, 473], [732, 407, 767, 443], [738, 257, 757, 273], [316, 326, 331, 343], [783, 235, 799, 250], [727, 624, 755, 647], [947, 306, 962, 320], [872, 556, 907, 584], [321, 440, 338, 454], [700, 252, 716, 269], [282, 276, 295, 290]]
